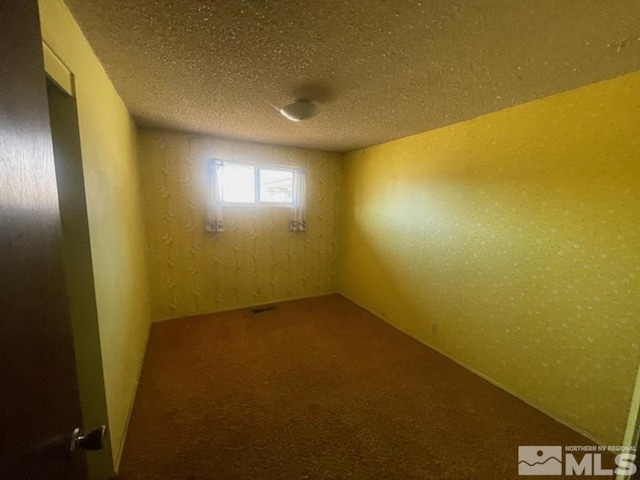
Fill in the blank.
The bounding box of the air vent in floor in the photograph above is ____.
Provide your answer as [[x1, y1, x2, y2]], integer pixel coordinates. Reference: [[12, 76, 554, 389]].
[[252, 305, 276, 314]]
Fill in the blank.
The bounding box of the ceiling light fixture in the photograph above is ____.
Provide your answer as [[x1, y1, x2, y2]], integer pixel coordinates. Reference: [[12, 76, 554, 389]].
[[279, 99, 320, 122]]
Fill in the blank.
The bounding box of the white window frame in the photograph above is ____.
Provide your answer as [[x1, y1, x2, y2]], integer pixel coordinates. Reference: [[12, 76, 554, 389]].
[[221, 160, 295, 208]]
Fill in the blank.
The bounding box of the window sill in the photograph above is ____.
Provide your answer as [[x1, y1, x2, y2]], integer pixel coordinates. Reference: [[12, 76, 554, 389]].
[[223, 203, 293, 209]]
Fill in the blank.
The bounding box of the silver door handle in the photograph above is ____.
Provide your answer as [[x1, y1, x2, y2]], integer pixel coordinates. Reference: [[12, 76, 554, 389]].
[[70, 426, 106, 452]]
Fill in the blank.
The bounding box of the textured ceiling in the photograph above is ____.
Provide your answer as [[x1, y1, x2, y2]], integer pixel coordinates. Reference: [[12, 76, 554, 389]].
[[63, 0, 640, 152]]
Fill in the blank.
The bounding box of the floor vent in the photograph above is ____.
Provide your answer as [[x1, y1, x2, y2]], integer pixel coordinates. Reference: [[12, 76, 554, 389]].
[[252, 305, 276, 314]]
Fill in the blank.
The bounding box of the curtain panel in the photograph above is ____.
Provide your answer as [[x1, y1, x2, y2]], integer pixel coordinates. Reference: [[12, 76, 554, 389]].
[[290, 168, 306, 232], [205, 159, 225, 232]]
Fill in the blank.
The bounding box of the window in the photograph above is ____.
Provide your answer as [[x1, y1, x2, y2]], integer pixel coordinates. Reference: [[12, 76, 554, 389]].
[[221, 161, 294, 207], [206, 159, 306, 233]]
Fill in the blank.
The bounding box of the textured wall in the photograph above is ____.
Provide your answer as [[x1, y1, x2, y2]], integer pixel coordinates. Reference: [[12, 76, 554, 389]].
[[338, 72, 640, 445], [39, 0, 151, 471], [138, 129, 341, 321]]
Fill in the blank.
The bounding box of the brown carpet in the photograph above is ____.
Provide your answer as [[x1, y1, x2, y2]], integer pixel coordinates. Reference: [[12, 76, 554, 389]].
[[119, 294, 607, 479]]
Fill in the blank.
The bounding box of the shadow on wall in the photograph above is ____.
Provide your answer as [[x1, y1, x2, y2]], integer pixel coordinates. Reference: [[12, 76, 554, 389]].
[[338, 72, 640, 447]]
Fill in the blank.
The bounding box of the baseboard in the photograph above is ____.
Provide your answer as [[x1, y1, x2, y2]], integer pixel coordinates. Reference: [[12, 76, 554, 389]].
[[113, 293, 338, 470], [337, 292, 605, 446], [153, 291, 340, 323], [112, 321, 152, 472]]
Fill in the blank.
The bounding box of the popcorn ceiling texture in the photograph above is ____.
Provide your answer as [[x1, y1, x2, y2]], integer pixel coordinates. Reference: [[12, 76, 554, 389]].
[[62, 0, 640, 152], [338, 72, 640, 445], [39, 0, 152, 471]]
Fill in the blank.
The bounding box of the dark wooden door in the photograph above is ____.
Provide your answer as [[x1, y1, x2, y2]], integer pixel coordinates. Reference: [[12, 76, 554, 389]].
[[0, 0, 88, 478]]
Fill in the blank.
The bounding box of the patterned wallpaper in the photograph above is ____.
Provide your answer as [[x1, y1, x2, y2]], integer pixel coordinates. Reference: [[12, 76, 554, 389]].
[[138, 129, 341, 321], [338, 72, 640, 446]]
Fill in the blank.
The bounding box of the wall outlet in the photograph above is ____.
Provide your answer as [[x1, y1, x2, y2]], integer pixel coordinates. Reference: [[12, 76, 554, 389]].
[[430, 323, 438, 334]]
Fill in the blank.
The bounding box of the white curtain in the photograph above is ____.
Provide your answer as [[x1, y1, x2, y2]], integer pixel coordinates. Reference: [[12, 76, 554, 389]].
[[290, 168, 306, 232], [205, 159, 225, 232]]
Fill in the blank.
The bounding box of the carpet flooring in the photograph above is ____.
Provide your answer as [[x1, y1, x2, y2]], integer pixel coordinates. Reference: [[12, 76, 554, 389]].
[[119, 294, 607, 479]]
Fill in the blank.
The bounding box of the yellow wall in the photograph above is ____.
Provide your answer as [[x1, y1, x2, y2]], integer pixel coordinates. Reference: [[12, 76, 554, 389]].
[[39, 0, 151, 470], [138, 129, 341, 321], [36, 0, 640, 455], [339, 72, 640, 445], [47, 77, 114, 480]]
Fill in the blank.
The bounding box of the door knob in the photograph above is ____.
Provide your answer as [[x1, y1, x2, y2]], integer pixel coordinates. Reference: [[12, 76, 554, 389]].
[[70, 426, 106, 452]]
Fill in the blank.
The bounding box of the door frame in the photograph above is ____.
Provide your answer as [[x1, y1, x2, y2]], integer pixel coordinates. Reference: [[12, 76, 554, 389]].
[[45, 44, 115, 480]]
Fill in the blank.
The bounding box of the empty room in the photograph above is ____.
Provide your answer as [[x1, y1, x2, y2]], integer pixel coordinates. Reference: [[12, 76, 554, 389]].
[[2, 0, 640, 479]]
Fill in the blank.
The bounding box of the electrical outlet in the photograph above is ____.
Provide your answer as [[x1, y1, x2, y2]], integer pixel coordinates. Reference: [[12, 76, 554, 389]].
[[430, 323, 438, 334]]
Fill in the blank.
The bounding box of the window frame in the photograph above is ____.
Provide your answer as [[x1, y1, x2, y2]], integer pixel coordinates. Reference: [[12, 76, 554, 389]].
[[220, 160, 295, 208]]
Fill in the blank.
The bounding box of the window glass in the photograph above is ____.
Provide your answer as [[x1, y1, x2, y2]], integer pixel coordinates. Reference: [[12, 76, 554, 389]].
[[222, 163, 255, 204], [259, 168, 293, 204]]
